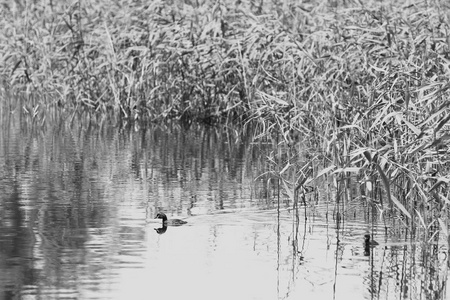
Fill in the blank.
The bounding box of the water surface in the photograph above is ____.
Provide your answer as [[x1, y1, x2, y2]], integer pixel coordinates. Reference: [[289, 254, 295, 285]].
[[0, 112, 448, 299]]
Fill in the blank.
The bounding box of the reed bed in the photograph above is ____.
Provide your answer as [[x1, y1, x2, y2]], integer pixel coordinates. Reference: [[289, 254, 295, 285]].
[[1, 0, 450, 232]]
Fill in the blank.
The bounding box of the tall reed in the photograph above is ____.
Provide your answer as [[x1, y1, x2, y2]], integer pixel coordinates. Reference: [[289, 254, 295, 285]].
[[1, 0, 450, 230]]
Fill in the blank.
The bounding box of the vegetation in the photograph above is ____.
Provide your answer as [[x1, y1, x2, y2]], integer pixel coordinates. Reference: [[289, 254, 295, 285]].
[[1, 0, 450, 234]]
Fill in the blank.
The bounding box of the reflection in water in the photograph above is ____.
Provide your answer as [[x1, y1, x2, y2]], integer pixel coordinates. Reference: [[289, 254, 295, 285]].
[[154, 225, 168, 235], [0, 106, 449, 299]]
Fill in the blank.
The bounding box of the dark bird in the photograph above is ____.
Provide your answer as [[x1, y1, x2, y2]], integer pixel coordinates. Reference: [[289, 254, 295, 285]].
[[364, 234, 379, 247], [155, 212, 187, 226]]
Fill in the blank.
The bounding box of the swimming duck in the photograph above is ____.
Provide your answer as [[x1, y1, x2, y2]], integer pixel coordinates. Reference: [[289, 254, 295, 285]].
[[364, 234, 379, 247], [155, 212, 187, 226]]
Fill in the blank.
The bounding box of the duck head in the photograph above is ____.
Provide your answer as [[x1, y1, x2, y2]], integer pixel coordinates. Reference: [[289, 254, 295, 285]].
[[155, 212, 168, 221]]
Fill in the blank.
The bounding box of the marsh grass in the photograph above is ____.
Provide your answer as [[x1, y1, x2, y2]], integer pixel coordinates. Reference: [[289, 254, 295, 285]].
[[245, 0, 450, 234], [1, 0, 450, 232]]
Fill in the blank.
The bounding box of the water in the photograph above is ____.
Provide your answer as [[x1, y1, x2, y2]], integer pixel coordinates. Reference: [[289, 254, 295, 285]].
[[0, 111, 449, 300]]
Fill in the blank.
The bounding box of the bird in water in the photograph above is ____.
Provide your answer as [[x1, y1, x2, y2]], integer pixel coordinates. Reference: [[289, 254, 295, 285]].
[[364, 234, 379, 247], [155, 212, 187, 226], [363, 234, 379, 256]]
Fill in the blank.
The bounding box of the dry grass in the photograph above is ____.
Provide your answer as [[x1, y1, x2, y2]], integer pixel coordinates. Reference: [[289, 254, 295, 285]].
[[1, 0, 450, 231]]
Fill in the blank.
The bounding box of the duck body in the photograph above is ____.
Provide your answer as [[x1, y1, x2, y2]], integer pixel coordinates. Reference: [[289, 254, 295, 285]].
[[155, 212, 187, 226], [364, 234, 379, 247]]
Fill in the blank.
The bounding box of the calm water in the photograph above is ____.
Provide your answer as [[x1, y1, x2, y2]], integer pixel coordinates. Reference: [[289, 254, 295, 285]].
[[0, 111, 449, 300]]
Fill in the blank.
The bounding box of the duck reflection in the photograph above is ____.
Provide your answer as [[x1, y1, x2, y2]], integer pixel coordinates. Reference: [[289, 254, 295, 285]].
[[154, 225, 168, 234]]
